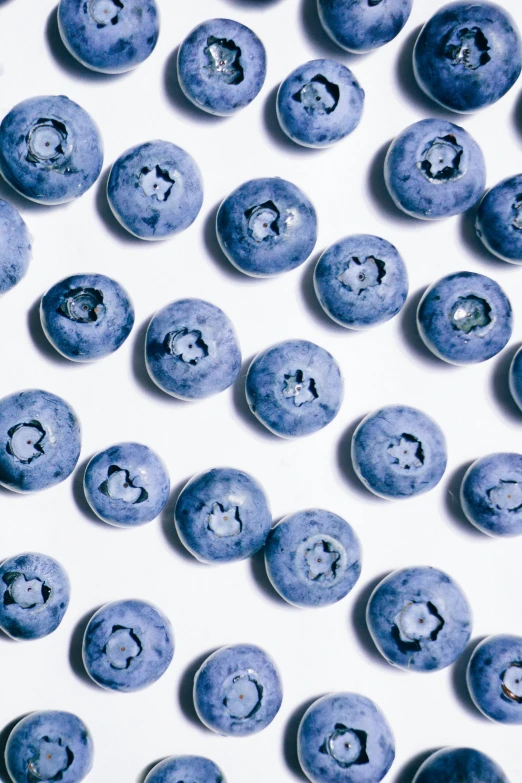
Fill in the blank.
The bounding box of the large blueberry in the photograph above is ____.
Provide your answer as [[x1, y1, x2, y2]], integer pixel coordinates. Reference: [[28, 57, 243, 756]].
[[384, 118, 486, 220], [177, 18, 266, 116], [317, 0, 412, 53], [216, 177, 317, 277], [366, 566, 472, 672], [460, 453, 522, 536], [107, 140, 203, 240], [509, 346, 522, 411], [144, 756, 226, 783], [467, 634, 522, 723], [0, 95, 103, 205], [417, 271, 512, 364], [0, 200, 31, 295], [476, 175, 522, 263], [414, 2, 522, 113], [412, 747, 509, 783], [175, 467, 271, 564]]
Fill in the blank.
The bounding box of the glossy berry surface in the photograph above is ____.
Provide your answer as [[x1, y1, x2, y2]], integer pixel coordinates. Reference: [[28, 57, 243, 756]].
[[317, 0, 412, 53], [412, 747, 509, 783], [476, 174, 522, 263], [144, 756, 226, 783], [467, 634, 522, 723], [460, 453, 522, 536], [0, 200, 31, 296]]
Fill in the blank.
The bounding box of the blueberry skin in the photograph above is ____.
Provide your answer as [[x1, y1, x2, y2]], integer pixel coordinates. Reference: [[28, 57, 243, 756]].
[[264, 509, 361, 608], [175, 467, 271, 564], [509, 346, 522, 411], [460, 453, 522, 537], [384, 118, 486, 220], [0, 389, 81, 493], [413, 2, 522, 113], [0, 95, 103, 205], [58, 0, 159, 74], [246, 340, 343, 438], [5, 711, 94, 783], [144, 756, 226, 783], [417, 271, 512, 365], [276, 60, 364, 149], [297, 693, 395, 783], [82, 599, 174, 692], [107, 140, 203, 240], [216, 177, 317, 277], [367, 566, 472, 672], [193, 644, 282, 736], [177, 18, 266, 116], [0, 200, 31, 295], [317, 0, 412, 53], [412, 748, 509, 783], [476, 175, 522, 264], [145, 298, 241, 400], [314, 234, 408, 329], [40, 273, 134, 362], [467, 634, 522, 723], [83, 442, 170, 527]]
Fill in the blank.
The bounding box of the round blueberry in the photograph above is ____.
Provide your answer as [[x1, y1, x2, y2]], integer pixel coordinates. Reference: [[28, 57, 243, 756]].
[[175, 467, 271, 564], [0, 95, 103, 205], [83, 442, 170, 527], [264, 509, 361, 608], [177, 18, 266, 116], [5, 711, 94, 783], [384, 118, 486, 220], [460, 453, 522, 537], [0, 200, 31, 295], [467, 634, 522, 723], [0, 389, 81, 493], [297, 693, 395, 783], [367, 566, 472, 672], [107, 140, 203, 240], [412, 747, 509, 783], [193, 644, 282, 736], [144, 756, 226, 783], [317, 0, 412, 53], [145, 298, 241, 400], [417, 271, 512, 365], [314, 234, 408, 329], [509, 346, 522, 411], [216, 177, 317, 277], [82, 599, 174, 692], [413, 1, 522, 113], [476, 174, 522, 264], [58, 0, 159, 74]]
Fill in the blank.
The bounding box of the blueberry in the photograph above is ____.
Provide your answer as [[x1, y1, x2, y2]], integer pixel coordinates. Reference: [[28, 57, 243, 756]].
[[58, 0, 159, 74], [145, 298, 241, 400], [264, 509, 361, 608], [193, 644, 282, 736], [82, 599, 174, 692], [412, 747, 509, 783], [216, 177, 317, 277], [0, 553, 70, 640], [177, 18, 266, 116], [367, 566, 472, 672], [317, 0, 412, 53], [384, 118, 486, 220], [460, 453, 522, 537], [5, 711, 94, 783], [314, 234, 408, 329], [276, 60, 364, 149], [0, 389, 81, 493], [413, 2, 522, 113], [175, 467, 271, 564], [417, 271, 512, 365], [476, 175, 522, 263], [83, 442, 170, 527], [297, 693, 395, 783], [509, 346, 522, 411], [0, 96, 103, 205], [467, 634, 522, 723], [246, 340, 343, 438], [144, 756, 226, 783], [107, 140, 203, 240], [0, 200, 31, 295]]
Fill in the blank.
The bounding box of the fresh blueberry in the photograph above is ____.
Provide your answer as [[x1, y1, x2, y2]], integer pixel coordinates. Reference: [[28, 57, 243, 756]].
[[145, 298, 241, 400], [40, 273, 134, 362], [5, 711, 94, 783], [193, 644, 282, 736], [82, 599, 174, 692], [177, 18, 266, 116], [417, 271, 512, 365], [0, 553, 70, 640], [413, 1, 522, 113], [460, 453, 522, 537], [58, 0, 159, 74], [107, 140, 203, 240], [297, 692, 395, 783], [366, 566, 472, 672], [317, 0, 412, 53], [509, 346, 522, 411], [0, 200, 31, 295], [144, 756, 226, 783], [384, 118, 486, 220], [216, 177, 317, 277], [476, 174, 522, 264], [246, 340, 343, 438], [175, 467, 271, 564], [412, 747, 509, 783], [467, 634, 522, 723], [276, 59, 364, 149], [0, 389, 81, 493], [264, 509, 361, 608], [83, 442, 170, 527], [0, 95, 103, 205], [314, 234, 408, 329]]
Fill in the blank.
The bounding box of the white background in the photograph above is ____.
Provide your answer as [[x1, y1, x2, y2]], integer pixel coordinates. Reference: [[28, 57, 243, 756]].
[[0, 0, 520, 781]]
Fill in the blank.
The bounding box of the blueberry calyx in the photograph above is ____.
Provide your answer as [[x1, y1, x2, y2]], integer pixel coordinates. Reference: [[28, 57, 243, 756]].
[[320, 724, 369, 767], [292, 74, 340, 117], [387, 434, 424, 471], [223, 671, 263, 719], [207, 501, 242, 538], [418, 135, 464, 182], [512, 195, 522, 229], [282, 370, 318, 407], [98, 465, 148, 504], [450, 295, 492, 334], [3, 572, 51, 608], [204, 36, 244, 85], [338, 255, 386, 294], [139, 165, 175, 202], [28, 736, 74, 782], [7, 421, 46, 464], [486, 479, 522, 512], [58, 287, 105, 323], [245, 201, 281, 243], [304, 540, 341, 582], [104, 625, 143, 669], [164, 328, 209, 365], [501, 662, 522, 703], [26, 119, 69, 165], [89, 0, 124, 27], [392, 600, 444, 653], [445, 26, 491, 71]]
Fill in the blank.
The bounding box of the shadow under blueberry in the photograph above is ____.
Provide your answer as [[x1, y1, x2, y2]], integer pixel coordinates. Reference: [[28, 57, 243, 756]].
[[451, 637, 488, 720], [178, 649, 220, 729], [27, 298, 79, 366], [0, 714, 30, 783], [263, 85, 322, 156], [282, 695, 322, 780], [232, 355, 281, 441], [350, 573, 394, 669], [299, 0, 363, 61], [443, 460, 485, 539], [300, 254, 356, 333], [336, 416, 384, 502], [249, 547, 290, 607], [160, 476, 198, 562], [203, 202, 256, 282], [395, 25, 455, 119], [132, 318, 185, 405], [95, 168, 144, 244], [136, 759, 167, 783], [393, 749, 440, 783], [399, 286, 456, 369], [512, 89, 522, 140], [490, 341, 522, 423], [69, 607, 103, 689], [71, 456, 113, 528], [163, 48, 224, 123]]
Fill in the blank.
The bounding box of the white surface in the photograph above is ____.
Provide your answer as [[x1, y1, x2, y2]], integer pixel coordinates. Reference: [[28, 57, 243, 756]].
[[0, 0, 521, 781]]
